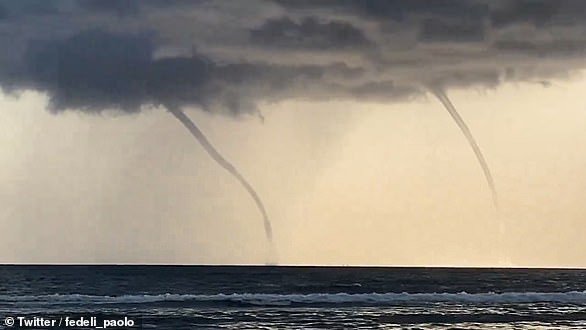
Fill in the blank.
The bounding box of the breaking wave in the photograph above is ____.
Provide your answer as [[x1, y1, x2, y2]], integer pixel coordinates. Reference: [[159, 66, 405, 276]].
[[3, 291, 586, 307]]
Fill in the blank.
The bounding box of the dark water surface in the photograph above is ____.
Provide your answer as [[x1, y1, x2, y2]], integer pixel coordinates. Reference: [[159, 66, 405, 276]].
[[1, 266, 586, 329]]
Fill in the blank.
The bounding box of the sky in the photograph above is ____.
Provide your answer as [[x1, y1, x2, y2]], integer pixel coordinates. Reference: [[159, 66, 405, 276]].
[[1, 0, 586, 266]]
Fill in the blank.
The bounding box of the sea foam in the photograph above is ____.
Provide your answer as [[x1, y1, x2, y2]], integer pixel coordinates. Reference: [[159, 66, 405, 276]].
[[3, 291, 586, 306]]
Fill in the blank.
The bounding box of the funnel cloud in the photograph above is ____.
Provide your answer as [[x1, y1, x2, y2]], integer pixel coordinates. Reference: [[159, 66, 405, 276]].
[[167, 105, 273, 241], [427, 85, 499, 211]]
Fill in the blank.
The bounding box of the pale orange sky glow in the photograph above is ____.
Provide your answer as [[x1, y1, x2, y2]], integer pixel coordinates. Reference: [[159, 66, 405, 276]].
[[2, 73, 585, 267], [2, 0, 586, 268]]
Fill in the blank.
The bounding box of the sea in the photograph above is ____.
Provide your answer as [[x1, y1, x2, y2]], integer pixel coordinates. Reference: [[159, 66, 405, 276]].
[[1, 266, 586, 329]]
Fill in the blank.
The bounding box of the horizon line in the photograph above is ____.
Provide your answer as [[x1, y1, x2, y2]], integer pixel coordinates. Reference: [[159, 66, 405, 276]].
[[1, 263, 586, 270]]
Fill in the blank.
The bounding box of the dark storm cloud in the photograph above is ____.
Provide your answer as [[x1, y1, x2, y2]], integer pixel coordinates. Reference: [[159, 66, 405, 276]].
[[17, 30, 257, 113], [418, 18, 486, 43], [489, 0, 563, 28], [250, 16, 373, 50], [0, 0, 59, 18], [273, 0, 490, 22], [0, 3, 6, 19], [8, 28, 386, 115], [77, 0, 140, 16], [0, 0, 586, 114], [493, 39, 586, 57], [22, 31, 155, 112], [345, 81, 419, 102], [76, 0, 208, 16]]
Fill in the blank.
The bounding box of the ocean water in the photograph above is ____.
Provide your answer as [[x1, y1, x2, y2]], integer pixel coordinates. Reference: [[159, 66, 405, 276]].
[[1, 266, 586, 329]]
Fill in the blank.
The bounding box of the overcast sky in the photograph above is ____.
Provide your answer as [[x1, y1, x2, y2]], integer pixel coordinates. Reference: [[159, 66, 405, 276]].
[[1, 0, 586, 266]]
